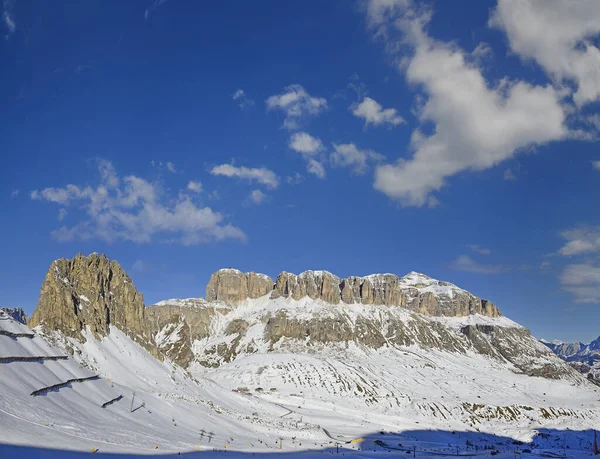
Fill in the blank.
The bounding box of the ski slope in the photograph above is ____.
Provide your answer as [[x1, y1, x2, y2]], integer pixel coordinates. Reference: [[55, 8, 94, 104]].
[[2, 310, 600, 457]]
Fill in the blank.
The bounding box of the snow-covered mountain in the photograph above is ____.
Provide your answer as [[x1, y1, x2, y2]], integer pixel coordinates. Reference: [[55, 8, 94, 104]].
[[542, 336, 600, 382], [7, 253, 600, 456]]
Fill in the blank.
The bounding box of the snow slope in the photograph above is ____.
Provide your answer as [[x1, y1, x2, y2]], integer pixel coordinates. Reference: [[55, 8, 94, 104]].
[[2, 306, 600, 457]]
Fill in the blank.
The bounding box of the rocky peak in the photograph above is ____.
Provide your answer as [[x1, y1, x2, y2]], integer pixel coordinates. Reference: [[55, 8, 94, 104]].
[[29, 253, 148, 341], [205, 269, 274, 304], [206, 267, 501, 318]]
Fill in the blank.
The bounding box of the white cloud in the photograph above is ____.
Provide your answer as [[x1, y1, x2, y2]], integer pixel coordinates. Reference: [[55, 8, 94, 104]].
[[330, 143, 385, 174], [266, 84, 327, 130], [593, 160, 600, 171], [369, 4, 566, 207], [286, 172, 304, 185], [31, 160, 246, 245], [248, 189, 266, 205], [3, 0, 15, 38], [232, 89, 255, 110], [187, 180, 202, 193], [560, 263, 600, 303], [210, 164, 279, 189], [289, 132, 323, 156], [351, 97, 405, 127], [58, 208, 68, 221], [467, 244, 492, 255], [558, 226, 600, 256], [307, 159, 326, 179], [132, 259, 147, 273], [490, 0, 600, 107], [288, 132, 328, 179], [449, 255, 507, 274], [31, 184, 85, 205], [10, 189, 19, 198], [150, 160, 176, 173], [472, 42, 493, 62], [144, 0, 172, 19], [503, 168, 516, 181]]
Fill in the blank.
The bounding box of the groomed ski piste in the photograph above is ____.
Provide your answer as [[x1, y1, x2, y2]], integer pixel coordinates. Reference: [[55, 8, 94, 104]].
[[1, 308, 600, 458]]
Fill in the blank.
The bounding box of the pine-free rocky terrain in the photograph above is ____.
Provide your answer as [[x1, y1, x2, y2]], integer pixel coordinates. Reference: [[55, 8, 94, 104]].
[[1, 253, 599, 458]]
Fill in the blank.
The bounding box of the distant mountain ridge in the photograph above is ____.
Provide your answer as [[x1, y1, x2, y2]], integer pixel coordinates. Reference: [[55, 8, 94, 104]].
[[542, 336, 600, 382]]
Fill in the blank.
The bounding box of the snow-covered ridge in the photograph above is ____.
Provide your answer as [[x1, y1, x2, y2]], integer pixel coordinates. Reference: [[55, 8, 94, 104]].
[[151, 297, 212, 308]]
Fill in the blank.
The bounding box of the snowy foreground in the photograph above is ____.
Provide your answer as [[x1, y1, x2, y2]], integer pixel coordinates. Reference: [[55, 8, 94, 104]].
[[1, 312, 600, 458]]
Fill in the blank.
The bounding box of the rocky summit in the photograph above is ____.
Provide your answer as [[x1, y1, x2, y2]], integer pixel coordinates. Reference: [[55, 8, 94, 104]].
[[206, 268, 501, 317], [30, 254, 574, 381]]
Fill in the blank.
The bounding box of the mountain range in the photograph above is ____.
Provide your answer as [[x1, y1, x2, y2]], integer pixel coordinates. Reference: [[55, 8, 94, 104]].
[[2, 253, 599, 455]]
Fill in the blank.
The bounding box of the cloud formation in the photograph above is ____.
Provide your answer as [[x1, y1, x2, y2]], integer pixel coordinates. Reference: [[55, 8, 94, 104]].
[[187, 181, 202, 193], [368, 1, 566, 207], [351, 97, 404, 127], [558, 226, 600, 256], [560, 263, 600, 304], [288, 132, 327, 179], [210, 164, 279, 189], [266, 84, 327, 130], [289, 132, 323, 155], [467, 244, 492, 256], [2, 0, 15, 38], [31, 160, 246, 245], [232, 89, 255, 110], [490, 0, 600, 107], [449, 255, 507, 274], [248, 189, 266, 205], [330, 143, 385, 174], [307, 159, 326, 179]]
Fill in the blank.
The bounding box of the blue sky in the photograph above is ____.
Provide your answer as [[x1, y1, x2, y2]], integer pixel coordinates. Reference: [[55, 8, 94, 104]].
[[1, 0, 600, 343]]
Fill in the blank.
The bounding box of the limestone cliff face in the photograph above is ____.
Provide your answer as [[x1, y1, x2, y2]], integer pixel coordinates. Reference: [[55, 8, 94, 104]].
[[207, 268, 501, 318], [206, 269, 273, 304], [29, 253, 148, 342]]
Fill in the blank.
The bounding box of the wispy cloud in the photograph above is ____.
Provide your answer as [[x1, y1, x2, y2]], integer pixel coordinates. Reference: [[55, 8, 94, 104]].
[[503, 168, 516, 181], [560, 263, 600, 304], [449, 255, 507, 274], [306, 159, 326, 179], [330, 143, 385, 175], [558, 226, 600, 256], [144, 0, 173, 19], [151, 160, 176, 173], [593, 160, 600, 172], [467, 244, 492, 256], [31, 160, 246, 245], [3, 0, 15, 39], [132, 259, 148, 273], [266, 84, 327, 130], [286, 172, 304, 185], [57, 208, 68, 221], [10, 189, 19, 198], [232, 89, 255, 110], [210, 164, 279, 189], [351, 97, 404, 127]]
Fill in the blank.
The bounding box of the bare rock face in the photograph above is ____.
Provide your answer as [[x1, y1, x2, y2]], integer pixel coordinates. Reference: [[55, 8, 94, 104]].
[[206, 269, 274, 303], [29, 253, 148, 342], [145, 299, 228, 368]]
